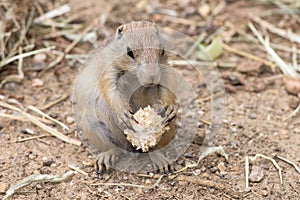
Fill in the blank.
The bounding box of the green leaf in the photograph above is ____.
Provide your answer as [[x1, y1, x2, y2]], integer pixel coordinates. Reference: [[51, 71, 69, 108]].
[[198, 37, 223, 61]]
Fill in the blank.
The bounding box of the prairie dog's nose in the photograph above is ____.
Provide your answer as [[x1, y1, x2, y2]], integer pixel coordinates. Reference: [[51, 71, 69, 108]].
[[139, 64, 161, 86], [144, 75, 160, 86]]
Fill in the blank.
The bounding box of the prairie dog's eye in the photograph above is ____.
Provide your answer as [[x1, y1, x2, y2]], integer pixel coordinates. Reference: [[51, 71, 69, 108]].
[[127, 47, 135, 59], [161, 49, 165, 56]]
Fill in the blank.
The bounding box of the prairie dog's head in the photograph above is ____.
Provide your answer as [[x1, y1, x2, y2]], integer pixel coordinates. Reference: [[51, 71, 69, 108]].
[[114, 21, 167, 86]]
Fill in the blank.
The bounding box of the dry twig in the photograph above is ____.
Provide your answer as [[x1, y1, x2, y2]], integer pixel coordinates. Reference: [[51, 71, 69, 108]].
[[0, 100, 81, 146], [41, 94, 69, 110], [33, 4, 71, 23], [3, 171, 75, 200], [16, 134, 49, 143], [0, 47, 24, 87], [0, 46, 55, 69], [283, 103, 300, 121], [175, 146, 229, 173], [276, 155, 300, 174], [221, 43, 277, 70], [68, 165, 88, 176], [0, 112, 52, 124], [251, 15, 300, 44], [40, 17, 100, 75], [245, 156, 250, 191], [184, 32, 207, 59], [248, 23, 299, 78], [7, 8, 35, 58], [27, 105, 69, 131]]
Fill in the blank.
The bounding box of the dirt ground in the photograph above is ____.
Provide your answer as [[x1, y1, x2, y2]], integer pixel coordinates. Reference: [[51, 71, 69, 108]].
[[0, 0, 300, 199]]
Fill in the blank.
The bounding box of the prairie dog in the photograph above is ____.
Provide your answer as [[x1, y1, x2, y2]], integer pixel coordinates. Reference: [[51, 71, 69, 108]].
[[74, 21, 178, 173]]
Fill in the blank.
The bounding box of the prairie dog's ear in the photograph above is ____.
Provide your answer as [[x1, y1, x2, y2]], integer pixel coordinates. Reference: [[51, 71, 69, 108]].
[[116, 24, 126, 39]]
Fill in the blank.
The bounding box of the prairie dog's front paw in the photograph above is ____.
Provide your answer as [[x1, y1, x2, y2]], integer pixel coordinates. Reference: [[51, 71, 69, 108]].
[[149, 151, 173, 173], [117, 108, 134, 130], [153, 104, 177, 127], [95, 148, 122, 176], [164, 105, 177, 125]]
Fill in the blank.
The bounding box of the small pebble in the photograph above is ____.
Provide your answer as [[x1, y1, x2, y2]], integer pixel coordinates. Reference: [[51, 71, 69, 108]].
[[273, 146, 281, 152], [230, 127, 237, 132], [176, 121, 182, 128], [43, 159, 54, 167], [231, 122, 237, 126], [98, 187, 104, 193], [217, 162, 227, 176], [197, 122, 204, 128], [3, 82, 17, 91], [174, 164, 182, 171], [287, 124, 294, 130], [170, 181, 177, 186], [31, 78, 44, 87], [227, 74, 243, 85], [222, 119, 228, 123], [210, 166, 217, 173], [237, 123, 243, 129], [193, 169, 201, 176], [198, 4, 210, 17], [248, 113, 257, 119], [28, 153, 36, 160], [0, 182, 9, 193], [50, 113, 58, 118], [177, 159, 184, 165], [32, 62, 46, 71], [185, 160, 193, 167], [184, 152, 194, 158], [36, 183, 43, 190], [263, 164, 269, 170], [32, 53, 47, 71], [33, 53, 47, 62], [236, 60, 266, 74], [82, 160, 94, 167], [145, 179, 152, 185], [21, 128, 35, 135], [249, 165, 264, 183], [262, 189, 269, 197], [184, 6, 196, 16], [230, 141, 238, 148], [278, 129, 290, 139], [66, 116, 75, 124], [50, 163, 56, 167], [288, 96, 299, 109], [283, 76, 300, 96]]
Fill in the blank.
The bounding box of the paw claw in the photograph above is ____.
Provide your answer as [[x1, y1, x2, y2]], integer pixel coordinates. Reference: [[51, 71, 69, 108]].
[[118, 109, 133, 130], [95, 149, 121, 176], [149, 151, 173, 173], [160, 105, 177, 127]]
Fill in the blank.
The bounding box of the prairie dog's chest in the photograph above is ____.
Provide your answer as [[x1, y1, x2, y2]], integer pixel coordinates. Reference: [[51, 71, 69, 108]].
[[129, 86, 175, 112]]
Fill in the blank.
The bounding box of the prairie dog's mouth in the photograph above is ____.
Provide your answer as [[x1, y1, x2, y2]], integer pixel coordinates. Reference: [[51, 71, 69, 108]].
[[143, 83, 158, 87]]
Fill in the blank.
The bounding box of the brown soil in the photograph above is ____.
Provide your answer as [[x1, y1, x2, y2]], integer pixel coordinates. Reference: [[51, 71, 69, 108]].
[[0, 0, 299, 199]]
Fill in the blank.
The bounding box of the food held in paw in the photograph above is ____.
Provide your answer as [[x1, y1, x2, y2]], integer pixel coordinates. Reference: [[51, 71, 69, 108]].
[[124, 105, 170, 152]]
